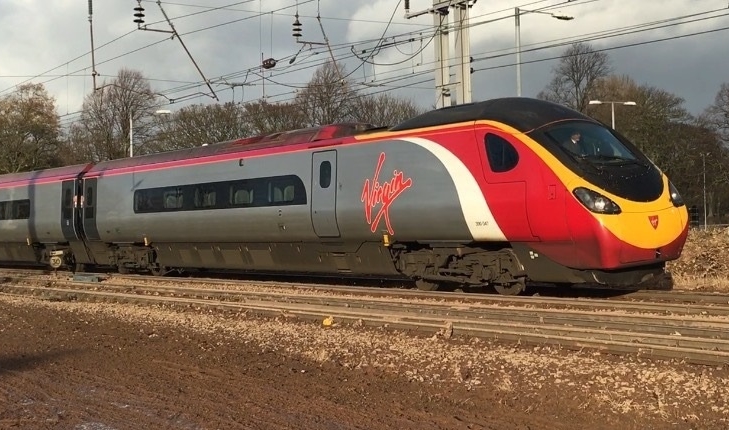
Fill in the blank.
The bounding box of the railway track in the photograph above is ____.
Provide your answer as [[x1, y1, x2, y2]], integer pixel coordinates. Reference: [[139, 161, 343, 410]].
[[1, 269, 729, 366]]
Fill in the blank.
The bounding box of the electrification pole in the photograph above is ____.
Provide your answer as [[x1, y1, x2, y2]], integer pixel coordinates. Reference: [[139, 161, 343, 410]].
[[453, 3, 472, 104], [88, 0, 98, 91], [405, 0, 475, 108], [432, 7, 451, 108]]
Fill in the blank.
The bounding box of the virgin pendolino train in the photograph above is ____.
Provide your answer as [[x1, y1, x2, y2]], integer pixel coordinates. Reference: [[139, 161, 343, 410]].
[[0, 98, 688, 294]]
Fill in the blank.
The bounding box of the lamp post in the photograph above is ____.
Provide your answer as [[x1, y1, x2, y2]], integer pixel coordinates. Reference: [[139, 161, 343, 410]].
[[588, 100, 637, 130], [129, 112, 134, 157], [516, 7, 573, 97], [702, 152, 707, 230]]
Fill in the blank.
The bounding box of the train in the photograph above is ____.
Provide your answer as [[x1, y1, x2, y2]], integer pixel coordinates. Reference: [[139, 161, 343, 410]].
[[0, 97, 688, 294]]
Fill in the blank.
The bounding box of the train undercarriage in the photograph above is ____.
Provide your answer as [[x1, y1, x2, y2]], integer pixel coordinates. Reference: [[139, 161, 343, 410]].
[[9, 238, 669, 295]]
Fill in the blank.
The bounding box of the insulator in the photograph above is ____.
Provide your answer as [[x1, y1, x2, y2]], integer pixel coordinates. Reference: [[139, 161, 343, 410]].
[[262, 58, 277, 69], [88, 0, 93, 15], [133, 5, 145, 24], [292, 15, 302, 38]]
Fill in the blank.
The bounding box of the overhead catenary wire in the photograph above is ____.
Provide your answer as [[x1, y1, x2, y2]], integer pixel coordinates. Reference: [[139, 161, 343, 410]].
[[27, 1, 729, 132]]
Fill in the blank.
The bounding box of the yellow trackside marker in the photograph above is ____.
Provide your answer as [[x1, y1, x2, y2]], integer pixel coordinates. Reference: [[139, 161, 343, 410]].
[[383, 233, 391, 247], [322, 316, 334, 327]]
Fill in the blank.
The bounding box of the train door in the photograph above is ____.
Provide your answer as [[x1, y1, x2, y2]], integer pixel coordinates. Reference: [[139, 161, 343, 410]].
[[82, 178, 101, 241], [476, 129, 538, 241], [60, 179, 95, 266], [60, 180, 82, 241], [311, 150, 340, 238]]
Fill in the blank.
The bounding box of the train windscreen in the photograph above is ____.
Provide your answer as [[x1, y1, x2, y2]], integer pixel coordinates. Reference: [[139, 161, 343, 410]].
[[529, 121, 663, 202]]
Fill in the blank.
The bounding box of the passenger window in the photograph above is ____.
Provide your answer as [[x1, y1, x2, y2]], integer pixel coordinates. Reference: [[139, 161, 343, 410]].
[[0, 202, 6, 220], [13, 200, 30, 219], [163, 188, 184, 209], [271, 184, 284, 203], [194, 187, 217, 208], [283, 185, 295, 202], [485, 134, 519, 173], [134, 191, 148, 212], [229, 182, 253, 206], [319, 161, 331, 188]]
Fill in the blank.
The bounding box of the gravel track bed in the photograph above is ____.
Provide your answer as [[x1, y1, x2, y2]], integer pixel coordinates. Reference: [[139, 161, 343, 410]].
[[1, 293, 728, 427], [5, 274, 729, 365]]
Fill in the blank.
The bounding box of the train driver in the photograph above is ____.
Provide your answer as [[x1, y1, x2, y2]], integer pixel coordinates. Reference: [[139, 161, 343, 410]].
[[562, 130, 594, 156]]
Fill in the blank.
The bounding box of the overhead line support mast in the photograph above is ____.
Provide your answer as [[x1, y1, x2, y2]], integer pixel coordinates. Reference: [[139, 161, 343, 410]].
[[405, 0, 475, 108]]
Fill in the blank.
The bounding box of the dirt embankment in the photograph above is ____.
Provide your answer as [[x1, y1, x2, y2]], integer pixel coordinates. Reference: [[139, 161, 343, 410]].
[[668, 228, 729, 290]]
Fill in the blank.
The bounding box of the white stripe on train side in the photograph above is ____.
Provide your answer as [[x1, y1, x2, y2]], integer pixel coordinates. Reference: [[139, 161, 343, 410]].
[[397, 136, 507, 241]]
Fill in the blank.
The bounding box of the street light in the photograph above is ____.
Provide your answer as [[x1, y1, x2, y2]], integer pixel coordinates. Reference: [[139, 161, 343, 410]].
[[701, 152, 707, 230], [588, 100, 637, 130], [515, 7, 573, 97]]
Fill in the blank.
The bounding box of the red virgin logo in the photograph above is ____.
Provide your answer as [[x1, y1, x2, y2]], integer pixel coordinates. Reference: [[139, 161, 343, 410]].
[[649, 215, 659, 229], [361, 152, 413, 235]]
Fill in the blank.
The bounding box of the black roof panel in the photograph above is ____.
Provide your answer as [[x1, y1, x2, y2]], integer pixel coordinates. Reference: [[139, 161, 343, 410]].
[[390, 97, 595, 132]]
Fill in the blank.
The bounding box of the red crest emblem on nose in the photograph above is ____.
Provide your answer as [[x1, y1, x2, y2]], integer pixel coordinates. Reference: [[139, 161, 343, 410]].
[[648, 215, 659, 229]]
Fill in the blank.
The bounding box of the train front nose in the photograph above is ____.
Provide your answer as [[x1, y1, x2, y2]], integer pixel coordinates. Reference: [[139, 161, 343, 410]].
[[616, 206, 689, 265], [565, 181, 689, 269]]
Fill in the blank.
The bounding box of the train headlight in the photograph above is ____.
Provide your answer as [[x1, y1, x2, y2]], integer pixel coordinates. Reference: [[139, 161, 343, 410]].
[[668, 181, 684, 207], [573, 187, 622, 214]]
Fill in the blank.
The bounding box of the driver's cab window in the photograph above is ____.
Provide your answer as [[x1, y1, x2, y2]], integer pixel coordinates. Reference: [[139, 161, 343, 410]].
[[546, 123, 638, 160], [485, 134, 519, 173]]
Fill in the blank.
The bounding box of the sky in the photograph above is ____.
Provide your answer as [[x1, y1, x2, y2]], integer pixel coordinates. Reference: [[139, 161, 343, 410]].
[[0, 0, 727, 129]]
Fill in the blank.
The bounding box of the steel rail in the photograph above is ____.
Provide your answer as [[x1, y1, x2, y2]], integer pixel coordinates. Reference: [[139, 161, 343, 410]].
[[2, 282, 729, 366], [2, 268, 728, 307], [38, 280, 729, 338]]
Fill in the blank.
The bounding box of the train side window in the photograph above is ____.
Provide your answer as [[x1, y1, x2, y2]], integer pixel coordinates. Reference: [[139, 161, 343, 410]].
[[62, 188, 73, 219], [319, 161, 331, 188], [270, 182, 284, 203], [134, 190, 149, 213], [485, 134, 519, 173], [86, 187, 94, 206], [194, 186, 217, 208], [268, 177, 301, 204], [0, 202, 7, 220], [163, 187, 184, 210], [229, 182, 254, 206], [85, 186, 95, 219], [12, 200, 30, 219]]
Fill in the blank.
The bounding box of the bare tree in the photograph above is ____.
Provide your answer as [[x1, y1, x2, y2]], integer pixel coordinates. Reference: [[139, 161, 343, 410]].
[[72, 68, 160, 161], [0, 83, 61, 173], [243, 100, 306, 135], [295, 62, 357, 126], [702, 83, 729, 145], [537, 42, 612, 112], [350, 93, 425, 127], [150, 103, 251, 152]]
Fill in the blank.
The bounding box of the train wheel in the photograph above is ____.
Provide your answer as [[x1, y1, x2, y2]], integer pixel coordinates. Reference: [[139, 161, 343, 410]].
[[415, 279, 439, 291], [150, 265, 169, 277], [493, 280, 525, 296]]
